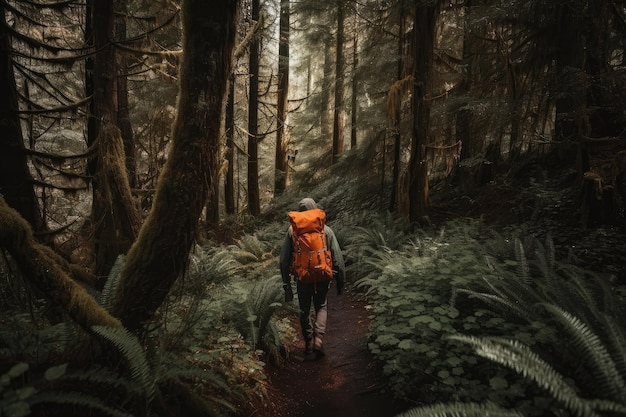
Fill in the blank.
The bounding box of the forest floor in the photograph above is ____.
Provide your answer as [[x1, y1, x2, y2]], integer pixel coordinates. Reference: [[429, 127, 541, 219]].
[[265, 288, 411, 417]]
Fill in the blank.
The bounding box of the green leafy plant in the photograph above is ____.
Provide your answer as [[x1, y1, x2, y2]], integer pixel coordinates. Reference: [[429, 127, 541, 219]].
[[397, 233, 626, 416], [353, 219, 503, 401]]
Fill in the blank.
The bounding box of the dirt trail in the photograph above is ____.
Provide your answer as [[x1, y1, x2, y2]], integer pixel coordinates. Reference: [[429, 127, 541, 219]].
[[267, 287, 409, 417]]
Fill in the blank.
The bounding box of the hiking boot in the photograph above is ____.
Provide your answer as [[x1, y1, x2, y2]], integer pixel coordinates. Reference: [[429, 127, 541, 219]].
[[312, 348, 325, 359], [312, 336, 325, 359], [302, 344, 318, 360]]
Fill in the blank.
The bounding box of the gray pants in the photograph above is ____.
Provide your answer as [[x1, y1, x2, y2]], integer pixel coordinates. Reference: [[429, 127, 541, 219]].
[[296, 280, 330, 350]]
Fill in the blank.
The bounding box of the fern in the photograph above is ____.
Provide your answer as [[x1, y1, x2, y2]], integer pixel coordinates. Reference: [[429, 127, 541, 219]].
[[396, 401, 524, 417], [0, 362, 133, 417], [448, 334, 600, 417], [156, 358, 228, 391], [30, 391, 132, 417], [245, 275, 298, 353], [514, 238, 530, 284], [186, 244, 241, 286], [468, 271, 544, 322], [447, 234, 626, 415], [99, 254, 125, 311], [545, 233, 556, 269], [91, 325, 156, 401], [542, 304, 626, 401], [452, 288, 530, 320], [54, 365, 143, 395], [599, 314, 626, 380], [0, 314, 76, 361], [233, 235, 270, 263]]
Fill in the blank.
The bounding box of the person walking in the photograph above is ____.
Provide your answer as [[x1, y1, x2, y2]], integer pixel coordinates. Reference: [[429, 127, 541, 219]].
[[280, 197, 345, 360]]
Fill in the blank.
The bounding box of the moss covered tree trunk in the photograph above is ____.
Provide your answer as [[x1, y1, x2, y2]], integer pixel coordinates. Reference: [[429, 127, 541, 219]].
[[0, 197, 122, 330], [112, 0, 239, 332], [91, 0, 140, 278]]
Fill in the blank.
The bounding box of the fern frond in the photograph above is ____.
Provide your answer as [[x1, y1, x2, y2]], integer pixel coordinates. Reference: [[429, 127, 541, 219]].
[[449, 334, 600, 417], [233, 235, 270, 263], [99, 255, 126, 311], [476, 274, 543, 321], [187, 245, 241, 283], [234, 250, 263, 264], [545, 234, 556, 269], [91, 326, 156, 401], [453, 288, 530, 320], [31, 391, 131, 417], [548, 265, 606, 328], [157, 361, 228, 391], [542, 304, 626, 401], [353, 276, 381, 293], [586, 398, 626, 415], [598, 313, 626, 380], [59, 366, 143, 395], [245, 276, 295, 351], [514, 238, 530, 284], [396, 401, 524, 417], [533, 247, 551, 282]]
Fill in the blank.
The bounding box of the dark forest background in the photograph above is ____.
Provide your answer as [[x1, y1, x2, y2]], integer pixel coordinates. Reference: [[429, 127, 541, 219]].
[[1, 0, 625, 416]]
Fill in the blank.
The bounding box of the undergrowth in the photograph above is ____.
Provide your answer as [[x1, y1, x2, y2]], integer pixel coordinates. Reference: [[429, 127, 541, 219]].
[[342, 214, 626, 416], [3, 193, 625, 417], [0, 228, 298, 417]]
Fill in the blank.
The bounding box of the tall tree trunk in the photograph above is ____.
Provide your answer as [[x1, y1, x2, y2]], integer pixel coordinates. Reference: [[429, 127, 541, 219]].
[[85, 0, 96, 178], [457, 0, 473, 161], [275, 0, 290, 195], [247, 0, 261, 215], [91, 0, 140, 278], [332, 0, 345, 164], [350, 27, 358, 150], [408, 3, 439, 223], [113, 0, 239, 332], [390, 5, 405, 213], [115, 0, 137, 189], [225, 74, 236, 215], [0, 10, 45, 233], [585, 0, 622, 138], [320, 36, 333, 139], [553, 1, 587, 150]]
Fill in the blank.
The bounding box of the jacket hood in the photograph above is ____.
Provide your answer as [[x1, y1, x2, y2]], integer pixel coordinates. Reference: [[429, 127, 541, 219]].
[[298, 197, 318, 211]]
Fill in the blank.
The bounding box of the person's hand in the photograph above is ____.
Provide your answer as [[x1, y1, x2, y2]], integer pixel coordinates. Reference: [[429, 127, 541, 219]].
[[284, 285, 294, 302]]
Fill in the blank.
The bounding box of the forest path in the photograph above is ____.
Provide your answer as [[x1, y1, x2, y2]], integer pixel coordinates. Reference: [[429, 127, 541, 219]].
[[266, 287, 409, 417]]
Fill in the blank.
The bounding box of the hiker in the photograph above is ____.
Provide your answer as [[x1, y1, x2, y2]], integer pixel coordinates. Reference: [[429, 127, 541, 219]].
[[280, 197, 345, 359]]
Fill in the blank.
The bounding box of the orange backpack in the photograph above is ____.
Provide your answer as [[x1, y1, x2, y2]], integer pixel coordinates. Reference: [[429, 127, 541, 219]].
[[288, 208, 333, 284]]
